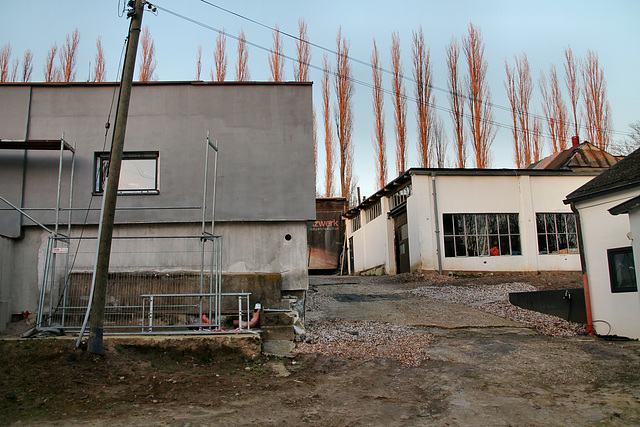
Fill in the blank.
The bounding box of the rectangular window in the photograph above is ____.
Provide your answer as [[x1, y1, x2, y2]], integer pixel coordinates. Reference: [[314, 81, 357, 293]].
[[607, 246, 637, 293], [352, 215, 361, 232], [390, 184, 412, 210], [365, 201, 381, 223], [536, 213, 579, 255], [443, 213, 521, 257], [94, 151, 159, 195]]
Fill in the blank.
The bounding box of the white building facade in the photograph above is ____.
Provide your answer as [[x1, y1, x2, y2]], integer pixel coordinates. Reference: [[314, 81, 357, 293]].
[[565, 149, 640, 339], [345, 169, 601, 276]]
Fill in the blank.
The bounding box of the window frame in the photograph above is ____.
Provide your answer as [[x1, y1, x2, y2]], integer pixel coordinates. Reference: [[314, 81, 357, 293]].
[[607, 246, 638, 293], [536, 212, 579, 255], [443, 213, 521, 258], [94, 151, 160, 195], [351, 214, 361, 232], [365, 201, 381, 223]]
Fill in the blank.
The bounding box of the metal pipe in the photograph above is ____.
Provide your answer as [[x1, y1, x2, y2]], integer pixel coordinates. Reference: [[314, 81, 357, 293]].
[[37, 236, 53, 326], [431, 173, 443, 275], [0, 195, 56, 235], [570, 202, 594, 335]]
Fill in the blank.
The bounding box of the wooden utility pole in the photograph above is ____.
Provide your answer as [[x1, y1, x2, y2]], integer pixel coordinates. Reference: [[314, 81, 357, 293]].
[[88, 0, 144, 355]]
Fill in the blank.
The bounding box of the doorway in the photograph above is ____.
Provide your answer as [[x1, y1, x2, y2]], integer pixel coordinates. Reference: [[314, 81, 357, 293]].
[[394, 211, 410, 273]]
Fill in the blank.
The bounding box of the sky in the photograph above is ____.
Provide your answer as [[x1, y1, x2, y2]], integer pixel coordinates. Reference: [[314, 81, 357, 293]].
[[1, 0, 639, 199]]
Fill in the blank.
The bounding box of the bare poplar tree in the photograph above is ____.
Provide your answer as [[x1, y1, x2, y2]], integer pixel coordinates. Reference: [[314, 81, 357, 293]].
[[322, 54, 334, 197], [413, 27, 434, 168], [433, 112, 448, 168], [10, 58, 19, 82], [294, 19, 310, 82], [0, 43, 11, 82], [391, 31, 407, 174], [235, 29, 250, 81], [463, 23, 495, 168], [540, 65, 568, 153], [539, 72, 557, 154], [505, 54, 533, 166], [60, 28, 80, 82], [564, 46, 581, 139], [532, 116, 542, 162], [313, 107, 318, 190], [516, 54, 533, 165], [138, 26, 157, 81], [43, 43, 59, 82], [269, 25, 284, 82], [582, 49, 612, 150], [21, 50, 33, 82], [195, 45, 202, 81], [93, 37, 106, 82], [446, 39, 465, 168], [212, 30, 227, 82], [504, 60, 522, 167], [610, 121, 640, 156], [371, 39, 386, 189], [334, 28, 355, 201]]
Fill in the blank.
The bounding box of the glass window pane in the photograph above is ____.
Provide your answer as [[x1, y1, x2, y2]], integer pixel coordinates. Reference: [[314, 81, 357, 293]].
[[489, 236, 499, 255], [536, 213, 545, 233], [546, 214, 557, 234], [556, 214, 566, 234], [511, 235, 521, 255], [443, 214, 453, 235], [608, 248, 637, 292], [477, 215, 487, 235], [509, 214, 520, 234], [557, 234, 568, 252], [498, 214, 509, 235], [444, 236, 455, 257], [478, 236, 489, 256], [548, 234, 558, 253], [500, 235, 510, 255], [465, 215, 477, 235], [566, 214, 577, 234], [454, 215, 465, 235], [538, 234, 548, 254], [568, 234, 578, 252], [467, 236, 478, 257], [119, 159, 157, 190], [488, 215, 498, 235], [455, 236, 467, 256]]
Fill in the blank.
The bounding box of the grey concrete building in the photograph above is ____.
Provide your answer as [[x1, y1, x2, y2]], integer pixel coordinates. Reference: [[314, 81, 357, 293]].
[[0, 82, 315, 331]]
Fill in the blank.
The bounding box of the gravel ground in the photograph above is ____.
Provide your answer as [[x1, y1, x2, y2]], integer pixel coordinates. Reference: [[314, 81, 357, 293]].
[[297, 320, 435, 367], [298, 277, 587, 365], [407, 282, 587, 337]]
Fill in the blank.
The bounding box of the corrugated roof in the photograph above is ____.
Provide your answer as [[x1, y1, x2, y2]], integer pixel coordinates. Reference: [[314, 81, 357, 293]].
[[527, 142, 620, 170], [565, 147, 640, 203]]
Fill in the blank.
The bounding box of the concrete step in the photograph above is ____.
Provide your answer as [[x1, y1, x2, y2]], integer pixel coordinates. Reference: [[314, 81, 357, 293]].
[[260, 311, 294, 327], [261, 325, 295, 341]]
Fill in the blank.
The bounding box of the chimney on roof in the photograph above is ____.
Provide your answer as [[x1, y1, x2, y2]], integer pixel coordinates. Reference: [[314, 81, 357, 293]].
[[571, 136, 580, 147]]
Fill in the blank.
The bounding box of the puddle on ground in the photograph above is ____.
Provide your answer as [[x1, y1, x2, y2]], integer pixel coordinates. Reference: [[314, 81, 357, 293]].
[[332, 293, 404, 303]]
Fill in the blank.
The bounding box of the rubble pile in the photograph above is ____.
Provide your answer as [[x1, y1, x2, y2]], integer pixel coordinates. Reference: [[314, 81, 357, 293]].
[[297, 319, 434, 367], [408, 282, 586, 337]]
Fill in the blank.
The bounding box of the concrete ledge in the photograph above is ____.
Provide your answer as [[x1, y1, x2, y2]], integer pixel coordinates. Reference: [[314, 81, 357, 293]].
[[105, 334, 262, 359]]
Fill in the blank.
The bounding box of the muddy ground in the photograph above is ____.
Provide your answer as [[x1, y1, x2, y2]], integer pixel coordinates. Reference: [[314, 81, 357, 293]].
[[2, 272, 640, 426]]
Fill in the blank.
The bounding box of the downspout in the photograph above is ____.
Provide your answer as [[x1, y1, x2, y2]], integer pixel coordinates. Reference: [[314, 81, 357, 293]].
[[570, 202, 594, 335], [19, 86, 33, 238], [431, 173, 443, 275]]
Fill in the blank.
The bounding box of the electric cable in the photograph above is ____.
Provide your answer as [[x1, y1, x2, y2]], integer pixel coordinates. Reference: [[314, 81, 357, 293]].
[[194, 0, 632, 140]]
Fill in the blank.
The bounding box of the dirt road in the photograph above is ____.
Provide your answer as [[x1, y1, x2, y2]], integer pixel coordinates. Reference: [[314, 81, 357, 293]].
[[2, 273, 640, 425]]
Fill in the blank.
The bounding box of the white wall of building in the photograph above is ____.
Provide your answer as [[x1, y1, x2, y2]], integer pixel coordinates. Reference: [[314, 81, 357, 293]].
[[576, 188, 640, 339], [348, 171, 594, 275]]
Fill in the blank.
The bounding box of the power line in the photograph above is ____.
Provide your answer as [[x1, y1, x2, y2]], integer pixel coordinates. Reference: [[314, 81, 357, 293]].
[[196, 0, 632, 140], [150, 1, 632, 141]]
